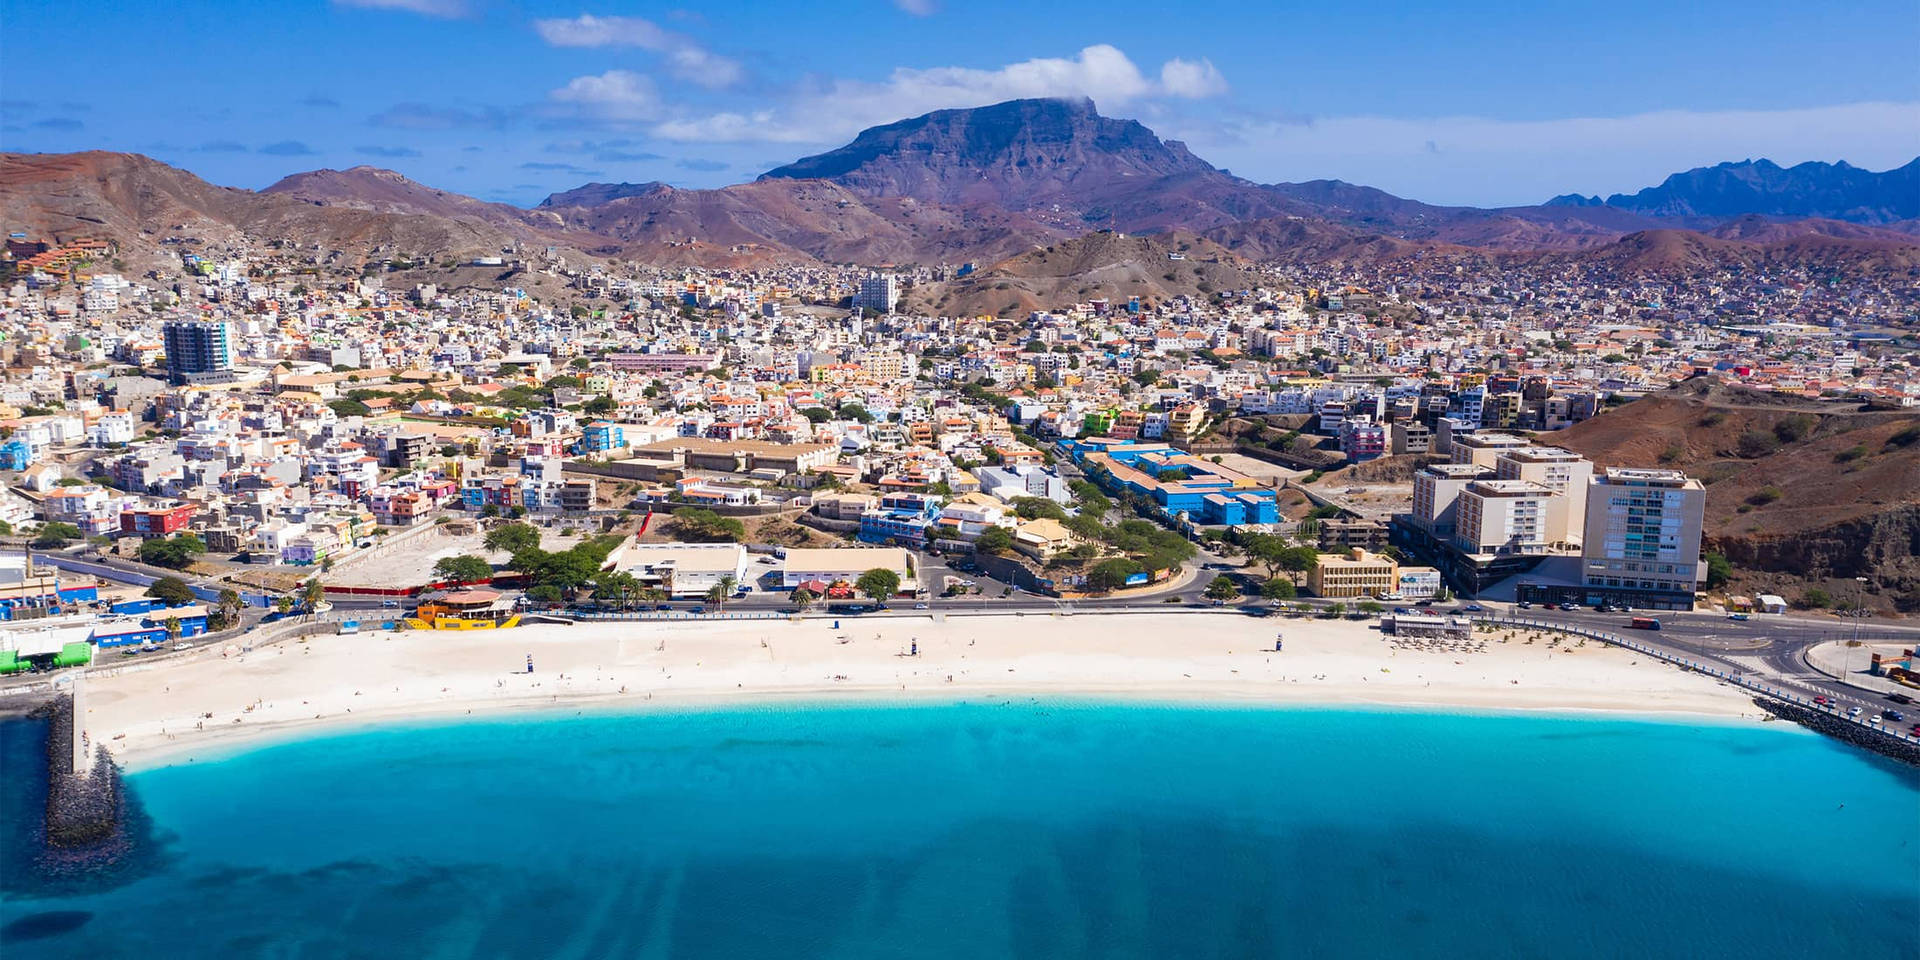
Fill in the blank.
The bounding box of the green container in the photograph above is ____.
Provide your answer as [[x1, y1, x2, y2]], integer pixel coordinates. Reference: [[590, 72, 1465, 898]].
[[51, 642, 92, 669], [0, 651, 23, 675]]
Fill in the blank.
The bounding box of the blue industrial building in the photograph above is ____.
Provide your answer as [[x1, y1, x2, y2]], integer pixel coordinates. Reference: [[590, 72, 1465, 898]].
[[91, 603, 212, 648], [1061, 438, 1279, 526], [858, 492, 942, 546]]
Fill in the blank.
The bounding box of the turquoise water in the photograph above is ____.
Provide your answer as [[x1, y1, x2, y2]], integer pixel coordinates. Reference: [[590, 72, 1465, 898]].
[[3, 702, 1917, 959]]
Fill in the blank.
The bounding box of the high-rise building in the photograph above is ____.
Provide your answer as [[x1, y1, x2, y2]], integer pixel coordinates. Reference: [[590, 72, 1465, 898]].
[[855, 274, 899, 314], [162, 319, 233, 385], [1411, 463, 1493, 541], [1495, 446, 1593, 547], [1580, 468, 1706, 600], [1452, 478, 1556, 557]]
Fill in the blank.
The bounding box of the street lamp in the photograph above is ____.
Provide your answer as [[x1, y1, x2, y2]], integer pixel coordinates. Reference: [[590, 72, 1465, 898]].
[[1848, 576, 1869, 676]]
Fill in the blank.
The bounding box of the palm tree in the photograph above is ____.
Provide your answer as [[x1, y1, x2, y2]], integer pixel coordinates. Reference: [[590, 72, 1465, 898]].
[[163, 616, 182, 646], [789, 586, 817, 613], [300, 577, 326, 617], [214, 588, 243, 630]]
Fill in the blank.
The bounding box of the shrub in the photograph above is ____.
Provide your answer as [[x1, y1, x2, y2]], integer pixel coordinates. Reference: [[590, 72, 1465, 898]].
[[1734, 431, 1779, 458], [1772, 414, 1815, 443], [1798, 588, 1832, 609], [1833, 444, 1869, 464], [1745, 486, 1782, 507], [1888, 424, 1920, 448]]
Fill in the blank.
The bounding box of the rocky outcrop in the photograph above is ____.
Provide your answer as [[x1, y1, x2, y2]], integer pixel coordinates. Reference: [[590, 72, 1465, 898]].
[[1711, 504, 1920, 610]]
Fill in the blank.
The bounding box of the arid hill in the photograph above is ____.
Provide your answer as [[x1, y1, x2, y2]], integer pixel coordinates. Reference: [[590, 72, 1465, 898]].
[[909, 231, 1265, 317], [0, 151, 555, 272], [1552, 379, 1920, 611]]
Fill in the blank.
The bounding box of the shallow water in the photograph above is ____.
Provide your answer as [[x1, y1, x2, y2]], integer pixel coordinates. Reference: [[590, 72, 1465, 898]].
[[3, 702, 1917, 959]]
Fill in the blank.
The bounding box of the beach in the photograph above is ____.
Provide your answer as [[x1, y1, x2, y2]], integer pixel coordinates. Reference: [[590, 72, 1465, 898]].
[[81, 613, 1767, 768]]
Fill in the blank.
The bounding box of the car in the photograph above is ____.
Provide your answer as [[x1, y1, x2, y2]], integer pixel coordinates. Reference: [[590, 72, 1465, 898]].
[[1883, 709, 1907, 722], [1887, 693, 1914, 705], [1726, 612, 1749, 621], [1814, 696, 1831, 706], [172, 642, 193, 651], [654, 604, 673, 611], [1540, 602, 1557, 611], [1911, 724, 1920, 736], [1393, 607, 1411, 615], [1463, 603, 1484, 612], [1515, 601, 1532, 609], [1849, 706, 1863, 718], [1416, 608, 1439, 616], [913, 603, 929, 610], [381, 599, 399, 608]]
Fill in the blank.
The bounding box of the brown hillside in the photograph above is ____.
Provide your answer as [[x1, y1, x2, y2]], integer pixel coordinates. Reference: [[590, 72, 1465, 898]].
[[912, 231, 1265, 317], [1553, 379, 1920, 608]]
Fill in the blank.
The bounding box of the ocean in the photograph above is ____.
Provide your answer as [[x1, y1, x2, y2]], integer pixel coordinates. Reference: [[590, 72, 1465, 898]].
[[3, 702, 1916, 959]]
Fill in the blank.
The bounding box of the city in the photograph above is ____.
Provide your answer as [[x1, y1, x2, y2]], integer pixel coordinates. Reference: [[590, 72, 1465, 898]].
[[0, 1, 1916, 956]]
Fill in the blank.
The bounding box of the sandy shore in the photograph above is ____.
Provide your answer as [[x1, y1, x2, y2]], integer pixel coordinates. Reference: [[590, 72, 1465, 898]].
[[79, 613, 1769, 769]]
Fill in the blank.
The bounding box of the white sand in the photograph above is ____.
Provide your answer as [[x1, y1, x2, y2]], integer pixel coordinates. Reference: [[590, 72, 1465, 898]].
[[82, 614, 1768, 769]]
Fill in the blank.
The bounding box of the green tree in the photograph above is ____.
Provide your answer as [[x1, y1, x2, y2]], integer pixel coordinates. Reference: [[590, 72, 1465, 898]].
[[213, 588, 244, 630], [1356, 600, 1385, 615], [139, 533, 207, 570], [434, 554, 495, 583], [1011, 497, 1068, 521], [145, 575, 196, 607], [483, 522, 542, 555], [671, 507, 746, 542], [591, 570, 642, 610], [789, 586, 818, 612], [976, 525, 1014, 554], [163, 616, 182, 645], [1260, 578, 1296, 600], [301, 578, 326, 614], [328, 398, 372, 418], [1086, 558, 1142, 593], [1204, 574, 1240, 603], [32, 522, 81, 548], [856, 567, 901, 604], [1703, 552, 1733, 590]]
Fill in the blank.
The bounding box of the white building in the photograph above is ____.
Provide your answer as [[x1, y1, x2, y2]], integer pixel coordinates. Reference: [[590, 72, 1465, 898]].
[[601, 541, 751, 599], [855, 274, 899, 314], [1494, 446, 1593, 547], [1452, 479, 1556, 557], [1580, 468, 1706, 600]]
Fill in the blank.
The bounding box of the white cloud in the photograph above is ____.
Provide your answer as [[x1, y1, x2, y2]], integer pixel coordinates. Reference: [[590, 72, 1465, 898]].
[[1178, 101, 1920, 207], [549, 70, 663, 122], [893, 0, 939, 14], [333, 0, 468, 17], [655, 44, 1226, 144], [533, 14, 743, 89], [1159, 58, 1227, 99]]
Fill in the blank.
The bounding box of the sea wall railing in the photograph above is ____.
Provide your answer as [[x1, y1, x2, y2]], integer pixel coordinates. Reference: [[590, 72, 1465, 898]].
[[1475, 616, 1920, 746]]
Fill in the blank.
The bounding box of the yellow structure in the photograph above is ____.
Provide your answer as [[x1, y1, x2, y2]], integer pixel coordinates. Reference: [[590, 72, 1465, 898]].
[[1307, 548, 1401, 599], [406, 589, 521, 630]]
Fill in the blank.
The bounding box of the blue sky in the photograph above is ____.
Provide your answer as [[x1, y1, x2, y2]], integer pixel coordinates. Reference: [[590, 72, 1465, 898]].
[[3, 0, 1916, 208]]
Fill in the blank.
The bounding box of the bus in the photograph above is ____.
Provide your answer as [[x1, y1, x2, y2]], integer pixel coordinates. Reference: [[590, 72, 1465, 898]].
[[827, 602, 878, 615], [1628, 617, 1661, 631]]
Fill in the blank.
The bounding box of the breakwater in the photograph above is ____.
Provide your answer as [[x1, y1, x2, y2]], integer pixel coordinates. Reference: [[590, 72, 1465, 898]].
[[1753, 696, 1920, 767], [39, 693, 129, 857]]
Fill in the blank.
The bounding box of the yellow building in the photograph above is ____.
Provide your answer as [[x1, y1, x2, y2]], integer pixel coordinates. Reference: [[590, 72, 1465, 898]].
[[1307, 548, 1401, 599]]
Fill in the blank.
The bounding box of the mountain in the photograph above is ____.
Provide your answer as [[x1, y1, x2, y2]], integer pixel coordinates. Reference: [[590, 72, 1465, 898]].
[[9, 103, 1919, 280], [1550, 158, 1920, 224], [909, 231, 1265, 317], [532, 178, 1069, 267], [0, 151, 552, 272], [761, 97, 1217, 210], [537, 182, 672, 209]]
